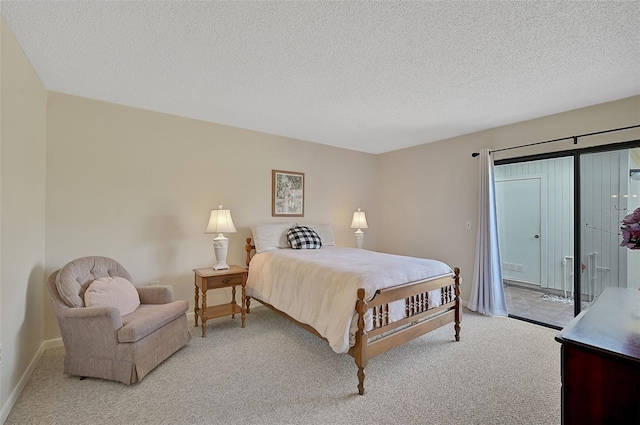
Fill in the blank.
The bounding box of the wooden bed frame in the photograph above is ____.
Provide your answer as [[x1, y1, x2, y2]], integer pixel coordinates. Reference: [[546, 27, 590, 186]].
[[244, 238, 461, 395]]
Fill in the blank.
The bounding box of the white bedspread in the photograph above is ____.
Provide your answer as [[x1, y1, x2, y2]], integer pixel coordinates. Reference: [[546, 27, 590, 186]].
[[246, 246, 453, 353]]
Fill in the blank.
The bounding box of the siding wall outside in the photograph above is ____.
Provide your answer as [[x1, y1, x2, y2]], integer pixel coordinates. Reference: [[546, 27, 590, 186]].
[[580, 150, 629, 298]]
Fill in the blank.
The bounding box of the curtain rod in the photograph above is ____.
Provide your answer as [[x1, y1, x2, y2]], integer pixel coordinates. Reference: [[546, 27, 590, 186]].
[[471, 124, 640, 157]]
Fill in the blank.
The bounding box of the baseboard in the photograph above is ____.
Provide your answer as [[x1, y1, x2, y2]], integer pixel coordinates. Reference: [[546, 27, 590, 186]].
[[0, 336, 64, 424], [42, 337, 64, 350]]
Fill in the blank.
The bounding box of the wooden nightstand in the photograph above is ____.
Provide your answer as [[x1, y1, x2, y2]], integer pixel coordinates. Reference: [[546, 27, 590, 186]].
[[193, 265, 247, 337]]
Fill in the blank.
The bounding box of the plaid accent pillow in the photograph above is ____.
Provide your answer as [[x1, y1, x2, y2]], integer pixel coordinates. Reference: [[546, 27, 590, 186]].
[[287, 226, 322, 249]]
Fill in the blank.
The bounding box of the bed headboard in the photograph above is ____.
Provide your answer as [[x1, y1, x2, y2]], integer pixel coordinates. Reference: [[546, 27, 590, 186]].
[[245, 238, 256, 268]]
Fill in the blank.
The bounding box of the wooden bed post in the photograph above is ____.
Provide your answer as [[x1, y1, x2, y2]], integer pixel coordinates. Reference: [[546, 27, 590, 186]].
[[245, 238, 253, 268], [245, 238, 254, 314], [355, 288, 368, 395], [454, 267, 461, 342]]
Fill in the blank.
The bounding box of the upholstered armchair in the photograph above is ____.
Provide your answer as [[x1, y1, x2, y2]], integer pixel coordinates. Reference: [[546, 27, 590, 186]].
[[46, 256, 190, 384]]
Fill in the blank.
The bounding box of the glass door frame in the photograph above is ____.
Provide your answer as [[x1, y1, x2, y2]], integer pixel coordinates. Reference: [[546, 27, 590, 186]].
[[496, 139, 640, 320]]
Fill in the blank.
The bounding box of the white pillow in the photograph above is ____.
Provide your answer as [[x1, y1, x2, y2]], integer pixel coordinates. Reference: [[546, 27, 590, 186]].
[[250, 223, 292, 253], [84, 276, 140, 316], [303, 224, 336, 246]]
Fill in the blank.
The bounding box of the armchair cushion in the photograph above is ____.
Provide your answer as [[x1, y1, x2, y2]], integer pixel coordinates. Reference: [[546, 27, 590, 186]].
[[85, 276, 140, 316], [118, 300, 189, 343]]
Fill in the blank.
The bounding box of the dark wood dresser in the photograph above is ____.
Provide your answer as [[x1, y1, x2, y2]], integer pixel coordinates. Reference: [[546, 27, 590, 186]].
[[555, 287, 640, 424]]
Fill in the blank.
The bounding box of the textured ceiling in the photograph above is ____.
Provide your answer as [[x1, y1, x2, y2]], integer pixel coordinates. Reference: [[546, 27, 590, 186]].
[[1, 1, 639, 154]]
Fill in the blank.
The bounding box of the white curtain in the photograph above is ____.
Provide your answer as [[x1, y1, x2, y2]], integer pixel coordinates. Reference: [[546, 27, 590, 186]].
[[468, 149, 508, 316]]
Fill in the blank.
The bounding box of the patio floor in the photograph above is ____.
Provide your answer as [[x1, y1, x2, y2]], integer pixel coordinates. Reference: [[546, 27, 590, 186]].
[[504, 284, 576, 329]]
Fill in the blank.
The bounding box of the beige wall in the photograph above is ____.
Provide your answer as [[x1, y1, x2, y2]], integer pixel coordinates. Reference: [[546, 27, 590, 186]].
[[376, 95, 640, 302], [44, 92, 378, 339], [0, 18, 47, 417]]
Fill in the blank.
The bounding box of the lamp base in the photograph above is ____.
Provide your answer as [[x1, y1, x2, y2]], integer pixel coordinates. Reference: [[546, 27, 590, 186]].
[[354, 229, 364, 249], [213, 234, 230, 270]]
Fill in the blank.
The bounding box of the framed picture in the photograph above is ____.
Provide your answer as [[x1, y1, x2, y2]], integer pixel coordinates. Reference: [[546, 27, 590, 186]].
[[272, 170, 304, 217]]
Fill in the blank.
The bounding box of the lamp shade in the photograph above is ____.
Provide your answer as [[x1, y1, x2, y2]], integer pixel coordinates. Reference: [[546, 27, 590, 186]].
[[350, 208, 368, 230], [205, 205, 237, 234]]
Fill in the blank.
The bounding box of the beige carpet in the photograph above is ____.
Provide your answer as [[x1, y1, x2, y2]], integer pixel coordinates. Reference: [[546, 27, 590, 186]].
[[5, 308, 561, 425]]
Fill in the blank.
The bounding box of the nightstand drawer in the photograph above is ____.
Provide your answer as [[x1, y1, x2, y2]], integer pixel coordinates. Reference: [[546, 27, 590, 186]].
[[205, 274, 244, 288]]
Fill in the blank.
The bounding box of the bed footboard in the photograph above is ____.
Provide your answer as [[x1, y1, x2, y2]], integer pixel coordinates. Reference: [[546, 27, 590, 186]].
[[350, 267, 461, 395]]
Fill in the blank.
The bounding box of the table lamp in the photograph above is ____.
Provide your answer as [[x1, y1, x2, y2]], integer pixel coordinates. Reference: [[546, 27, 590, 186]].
[[350, 208, 368, 249], [205, 205, 237, 270]]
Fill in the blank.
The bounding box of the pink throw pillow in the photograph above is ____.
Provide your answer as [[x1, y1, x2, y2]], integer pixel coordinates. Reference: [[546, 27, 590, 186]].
[[84, 276, 140, 316]]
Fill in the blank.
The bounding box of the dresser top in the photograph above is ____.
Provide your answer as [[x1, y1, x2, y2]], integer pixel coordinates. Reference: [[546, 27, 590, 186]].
[[555, 287, 640, 362]]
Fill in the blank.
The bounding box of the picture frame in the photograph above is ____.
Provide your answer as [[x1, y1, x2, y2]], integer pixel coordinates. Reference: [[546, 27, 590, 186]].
[[272, 170, 304, 217]]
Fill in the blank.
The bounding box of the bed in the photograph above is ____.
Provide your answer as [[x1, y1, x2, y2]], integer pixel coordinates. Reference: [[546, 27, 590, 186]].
[[244, 224, 461, 395]]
